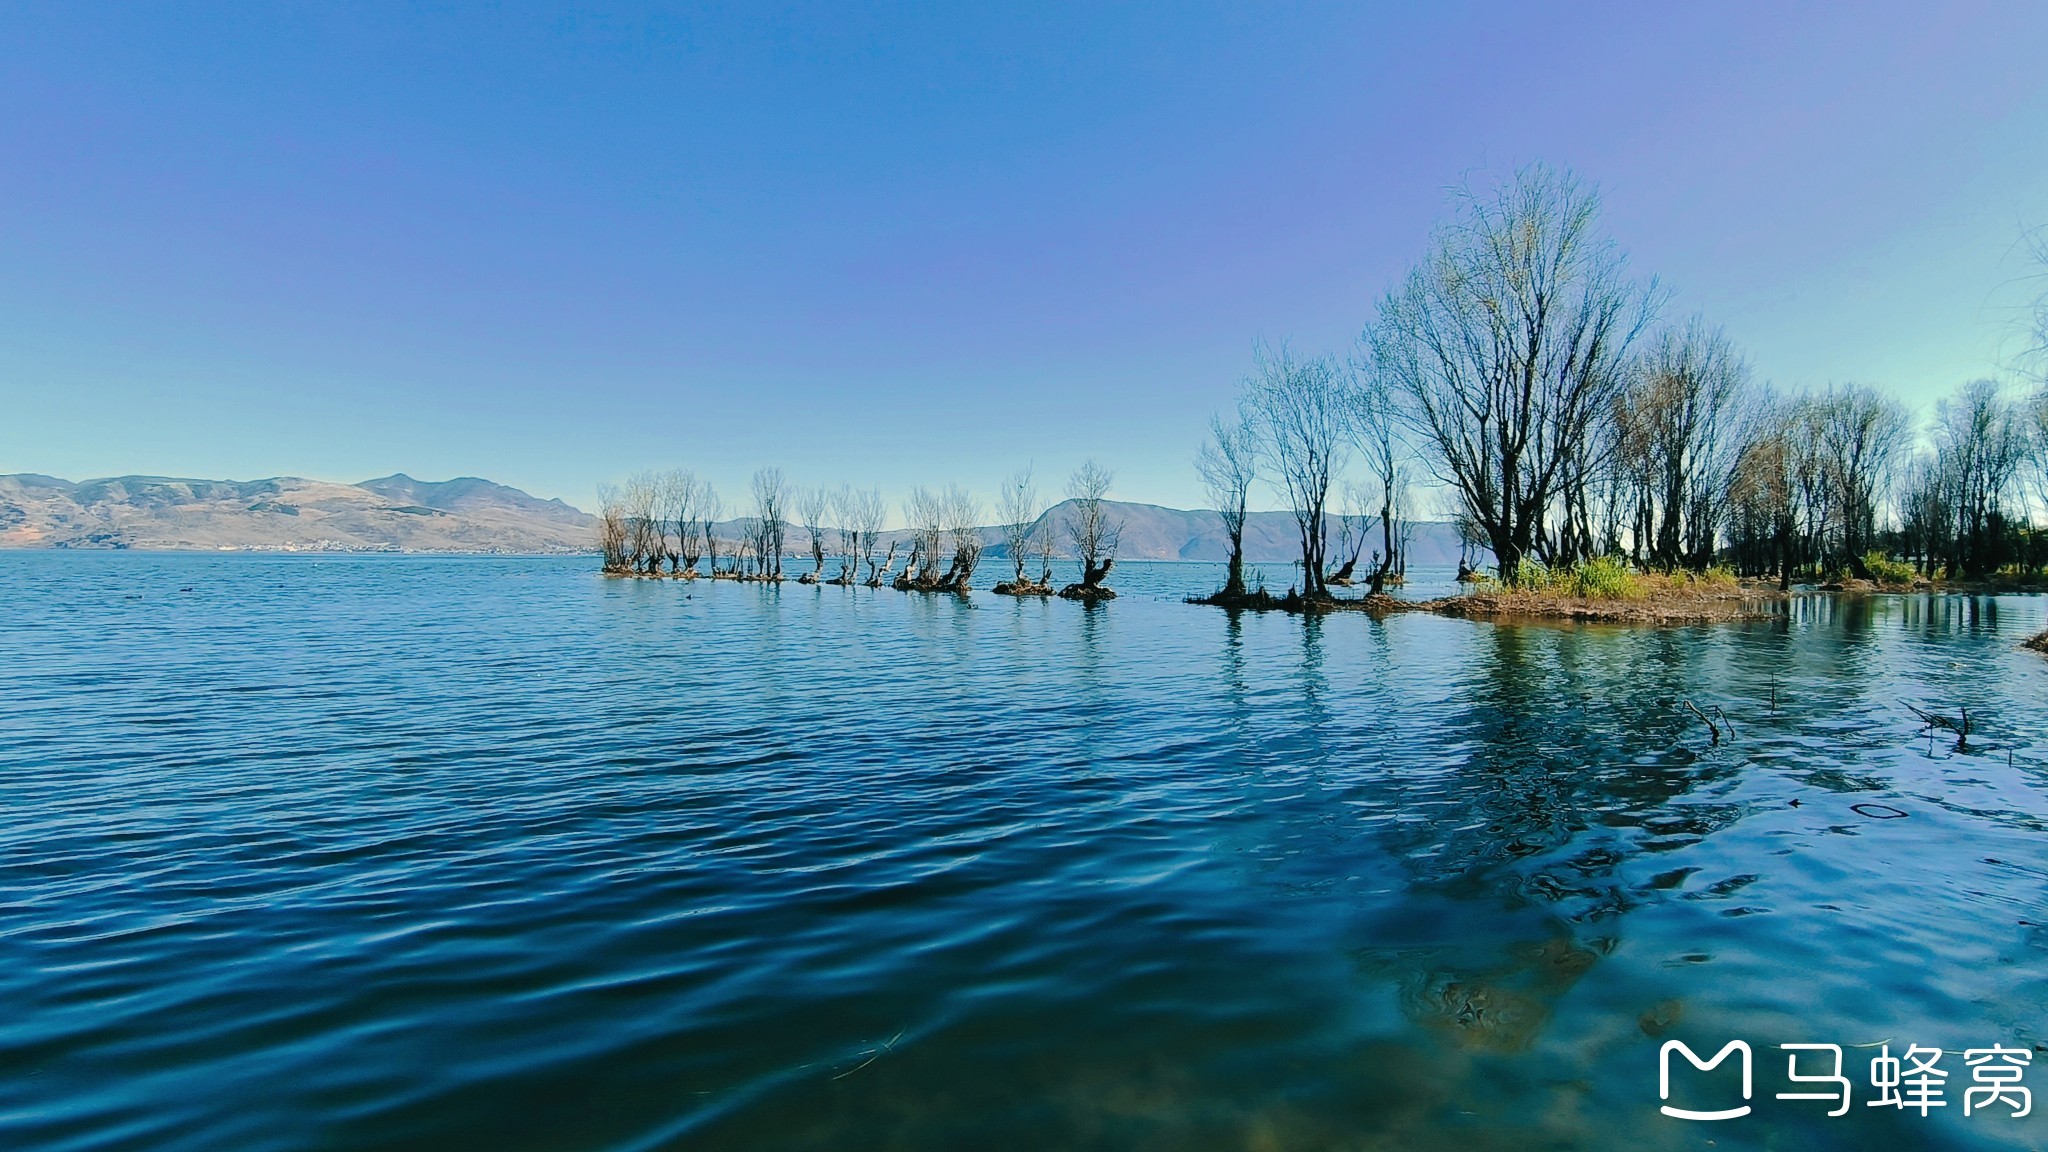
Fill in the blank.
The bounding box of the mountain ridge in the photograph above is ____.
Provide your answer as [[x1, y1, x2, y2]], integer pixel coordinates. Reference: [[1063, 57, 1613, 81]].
[[0, 473, 594, 553], [0, 474, 1470, 564]]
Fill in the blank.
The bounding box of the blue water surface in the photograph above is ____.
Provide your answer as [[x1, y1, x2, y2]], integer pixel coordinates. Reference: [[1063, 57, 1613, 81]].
[[3, 553, 2047, 1151]]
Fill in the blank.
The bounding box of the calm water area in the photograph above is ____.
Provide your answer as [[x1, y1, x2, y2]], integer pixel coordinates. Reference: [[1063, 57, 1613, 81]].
[[4, 552, 2047, 1150]]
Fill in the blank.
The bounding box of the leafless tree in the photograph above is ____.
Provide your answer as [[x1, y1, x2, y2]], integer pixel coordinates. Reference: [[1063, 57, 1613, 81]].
[[698, 483, 724, 576], [902, 486, 947, 588], [841, 486, 886, 585], [1726, 397, 1798, 587], [596, 482, 630, 572], [2022, 223, 2048, 384], [1327, 480, 1371, 585], [656, 469, 698, 574], [1372, 164, 1658, 584], [1244, 343, 1348, 598], [1816, 383, 1911, 571], [1613, 317, 1751, 571], [997, 466, 1041, 587], [795, 485, 832, 581], [623, 470, 665, 574], [1195, 411, 1257, 597], [1932, 379, 2031, 577], [1349, 339, 1411, 593], [941, 484, 983, 590], [1032, 502, 1058, 587], [827, 486, 857, 583], [750, 467, 787, 579], [1062, 460, 1121, 596]]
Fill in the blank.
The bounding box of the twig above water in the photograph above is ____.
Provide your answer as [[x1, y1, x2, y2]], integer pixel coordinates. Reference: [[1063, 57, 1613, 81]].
[[1683, 699, 1721, 746]]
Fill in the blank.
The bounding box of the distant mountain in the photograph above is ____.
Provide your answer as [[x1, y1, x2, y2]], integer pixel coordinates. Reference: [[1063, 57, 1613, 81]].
[[0, 473, 595, 553], [356, 474, 590, 527], [735, 499, 1468, 569], [0, 480, 1470, 565], [1002, 500, 1468, 567]]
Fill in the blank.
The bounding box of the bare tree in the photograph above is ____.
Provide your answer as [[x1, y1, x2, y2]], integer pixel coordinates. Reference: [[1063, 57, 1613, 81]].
[[827, 486, 858, 583], [997, 466, 1041, 587], [1195, 411, 1257, 597], [941, 484, 983, 591], [1815, 383, 1910, 572], [1349, 339, 1410, 593], [656, 469, 697, 574], [596, 482, 630, 572], [1244, 343, 1349, 599], [844, 486, 886, 585], [1373, 164, 1658, 584], [2022, 223, 2048, 384], [1061, 460, 1121, 598], [1327, 480, 1371, 586], [795, 485, 832, 581], [901, 486, 947, 588], [698, 482, 724, 576], [623, 470, 665, 574], [1613, 317, 1751, 571], [1932, 379, 2031, 577], [1726, 392, 1823, 588], [1032, 501, 1058, 587], [750, 467, 787, 579], [675, 476, 706, 576]]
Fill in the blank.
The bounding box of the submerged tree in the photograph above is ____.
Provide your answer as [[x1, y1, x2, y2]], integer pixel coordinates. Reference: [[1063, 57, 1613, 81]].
[[942, 484, 983, 591], [1195, 411, 1257, 598], [795, 485, 832, 581], [698, 483, 725, 576], [1060, 460, 1122, 599], [995, 466, 1050, 594], [900, 486, 946, 589], [1373, 164, 1657, 584], [749, 467, 788, 579], [843, 486, 887, 585]]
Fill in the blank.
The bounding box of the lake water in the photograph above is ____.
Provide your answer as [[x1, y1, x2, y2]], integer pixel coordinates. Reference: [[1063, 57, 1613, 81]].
[[5, 552, 2047, 1151]]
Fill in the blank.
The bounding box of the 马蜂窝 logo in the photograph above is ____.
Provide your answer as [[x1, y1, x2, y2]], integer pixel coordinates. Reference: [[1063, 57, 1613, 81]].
[[1660, 1040, 1752, 1120], [1659, 1039, 2031, 1121]]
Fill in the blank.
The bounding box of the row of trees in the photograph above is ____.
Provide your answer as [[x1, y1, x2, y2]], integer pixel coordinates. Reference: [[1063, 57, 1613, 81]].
[[1204, 164, 2048, 594], [597, 462, 1125, 598]]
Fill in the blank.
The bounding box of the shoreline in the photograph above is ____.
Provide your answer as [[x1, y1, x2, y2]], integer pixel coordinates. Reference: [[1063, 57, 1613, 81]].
[[1192, 584, 1777, 624]]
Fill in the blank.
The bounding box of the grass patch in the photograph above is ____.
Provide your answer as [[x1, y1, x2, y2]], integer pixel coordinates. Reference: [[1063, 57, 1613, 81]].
[[1487, 556, 1739, 601]]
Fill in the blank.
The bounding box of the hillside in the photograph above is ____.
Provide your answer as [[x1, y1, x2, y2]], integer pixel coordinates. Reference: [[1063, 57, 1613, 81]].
[[0, 480, 1469, 564], [0, 474, 595, 552], [726, 499, 1468, 568]]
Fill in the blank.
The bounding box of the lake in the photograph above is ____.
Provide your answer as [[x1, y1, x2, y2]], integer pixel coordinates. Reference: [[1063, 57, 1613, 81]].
[[4, 552, 2047, 1150]]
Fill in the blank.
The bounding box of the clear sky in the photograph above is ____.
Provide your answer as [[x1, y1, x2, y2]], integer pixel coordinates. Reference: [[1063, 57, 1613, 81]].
[[4, 2, 2046, 515]]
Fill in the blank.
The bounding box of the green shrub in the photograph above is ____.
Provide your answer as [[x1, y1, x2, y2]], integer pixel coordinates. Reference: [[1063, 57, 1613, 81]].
[[1862, 551, 1916, 584]]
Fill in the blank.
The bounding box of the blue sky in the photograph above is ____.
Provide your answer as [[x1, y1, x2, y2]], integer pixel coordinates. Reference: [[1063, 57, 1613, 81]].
[[3, 2, 2045, 514]]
